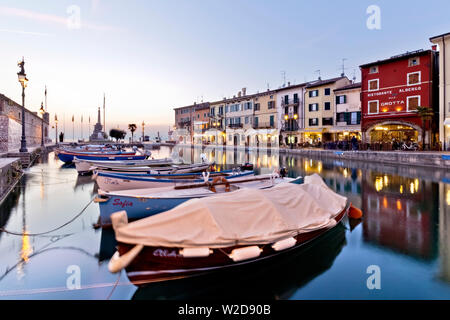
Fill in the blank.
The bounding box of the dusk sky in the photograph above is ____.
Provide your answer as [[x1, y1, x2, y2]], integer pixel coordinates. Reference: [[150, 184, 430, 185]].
[[1, 0, 450, 139]]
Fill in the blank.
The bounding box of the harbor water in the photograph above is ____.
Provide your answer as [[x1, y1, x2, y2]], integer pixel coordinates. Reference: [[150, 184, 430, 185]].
[[0, 146, 449, 299]]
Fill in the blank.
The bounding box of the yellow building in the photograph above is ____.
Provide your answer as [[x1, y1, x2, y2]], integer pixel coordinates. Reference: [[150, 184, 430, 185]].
[[303, 76, 351, 143]]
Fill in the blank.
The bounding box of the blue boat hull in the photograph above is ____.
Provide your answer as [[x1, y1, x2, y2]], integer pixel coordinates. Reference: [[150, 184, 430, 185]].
[[98, 177, 304, 226], [58, 153, 147, 163], [99, 195, 194, 225]]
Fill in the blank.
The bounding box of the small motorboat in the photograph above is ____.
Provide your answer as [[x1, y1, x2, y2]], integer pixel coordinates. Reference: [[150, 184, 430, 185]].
[[95, 172, 300, 226], [74, 157, 173, 175], [107, 174, 360, 283], [94, 169, 255, 192]]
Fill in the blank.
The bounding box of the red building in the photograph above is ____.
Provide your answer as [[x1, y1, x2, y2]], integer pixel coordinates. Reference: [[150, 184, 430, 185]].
[[360, 49, 439, 147]]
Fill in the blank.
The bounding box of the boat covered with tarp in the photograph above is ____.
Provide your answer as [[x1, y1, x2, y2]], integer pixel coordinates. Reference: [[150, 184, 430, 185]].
[[107, 174, 357, 283]]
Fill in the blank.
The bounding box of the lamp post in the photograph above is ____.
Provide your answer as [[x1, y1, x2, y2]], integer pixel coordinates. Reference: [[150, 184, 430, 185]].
[[39, 102, 45, 147], [55, 114, 58, 147], [142, 121, 145, 142], [17, 57, 28, 153]]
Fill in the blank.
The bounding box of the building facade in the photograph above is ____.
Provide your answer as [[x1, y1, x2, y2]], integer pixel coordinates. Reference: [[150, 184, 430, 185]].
[[360, 49, 439, 147], [430, 32, 450, 150], [0, 93, 50, 152], [303, 76, 351, 144], [333, 82, 362, 141], [276, 83, 306, 146]]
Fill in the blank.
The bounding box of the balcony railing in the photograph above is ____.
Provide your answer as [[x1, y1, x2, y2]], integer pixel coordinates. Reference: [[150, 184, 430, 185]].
[[253, 122, 276, 129], [281, 99, 300, 107], [227, 123, 243, 129], [177, 120, 191, 127], [281, 120, 299, 132]]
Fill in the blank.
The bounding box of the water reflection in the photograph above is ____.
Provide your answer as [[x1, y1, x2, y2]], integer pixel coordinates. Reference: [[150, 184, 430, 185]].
[[0, 146, 449, 299]]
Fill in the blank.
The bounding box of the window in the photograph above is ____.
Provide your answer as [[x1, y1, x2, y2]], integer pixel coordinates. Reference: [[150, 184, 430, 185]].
[[324, 88, 331, 96], [368, 100, 379, 114], [336, 95, 346, 104], [245, 116, 249, 124], [254, 103, 260, 111], [197, 114, 200, 119], [322, 118, 333, 126], [369, 66, 379, 74], [368, 79, 379, 91], [324, 102, 331, 110], [350, 112, 358, 125], [270, 115, 274, 127], [243, 102, 252, 110], [309, 118, 318, 126], [268, 101, 275, 109], [308, 103, 319, 112], [293, 93, 299, 103], [407, 96, 420, 111], [210, 108, 214, 116], [284, 95, 289, 104], [407, 72, 421, 86], [408, 57, 420, 67], [219, 106, 223, 115], [254, 117, 259, 127], [309, 90, 319, 97], [270, 95, 273, 99]]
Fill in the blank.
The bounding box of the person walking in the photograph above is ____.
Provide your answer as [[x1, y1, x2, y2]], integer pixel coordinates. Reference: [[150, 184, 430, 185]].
[[351, 135, 358, 151]]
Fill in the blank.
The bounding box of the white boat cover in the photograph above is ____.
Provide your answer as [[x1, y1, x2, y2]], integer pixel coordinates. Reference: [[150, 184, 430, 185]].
[[111, 174, 347, 248]]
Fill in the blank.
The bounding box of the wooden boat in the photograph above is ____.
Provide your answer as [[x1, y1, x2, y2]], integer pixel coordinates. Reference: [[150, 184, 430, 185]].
[[107, 174, 360, 283], [57, 149, 149, 163], [91, 162, 216, 176], [95, 173, 300, 225], [94, 169, 254, 192], [74, 157, 174, 175]]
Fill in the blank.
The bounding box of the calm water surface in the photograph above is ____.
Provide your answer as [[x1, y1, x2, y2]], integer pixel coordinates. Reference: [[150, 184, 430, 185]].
[[0, 146, 449, 299]]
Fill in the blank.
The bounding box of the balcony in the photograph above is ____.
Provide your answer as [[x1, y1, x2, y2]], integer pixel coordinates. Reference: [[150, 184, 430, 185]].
[[177, 120, 191, 128], [281, 99, 300, 107], [227, 123, 243, 129], [281, 120, 299, 132], [253, 122, 275, 129]]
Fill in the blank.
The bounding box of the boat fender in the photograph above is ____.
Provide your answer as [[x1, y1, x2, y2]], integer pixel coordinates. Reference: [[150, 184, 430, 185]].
[[93, 196, 110, 203], [229, 246, 262, 262], [91, 169, 99, 180], [271, 237, 296, 251], [110, 210, 129, 229], [179, 247, 212, 258], [348, 203, 363, 219], [202, 171, 210, 183], [108, 244, 144, 273]]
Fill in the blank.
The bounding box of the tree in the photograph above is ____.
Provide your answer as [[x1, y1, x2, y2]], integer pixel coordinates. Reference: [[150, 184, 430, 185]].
[[414, 106, 434, 150], [109, 128, 126, 142], [128, 123, 137, 142]]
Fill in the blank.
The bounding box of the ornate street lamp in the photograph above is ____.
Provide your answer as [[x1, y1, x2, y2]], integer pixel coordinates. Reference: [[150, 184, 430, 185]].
[[17, 57, 28, 152], [39, 102, 45, 147], [55, 114, 58, 147]]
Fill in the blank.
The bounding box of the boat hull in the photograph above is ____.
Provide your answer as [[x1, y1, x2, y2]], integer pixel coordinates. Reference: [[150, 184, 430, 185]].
[[117, 207, 348, 285], [97, 175, 297, 225], [95, 170, 253, 192], [58, 152, 146, 163]]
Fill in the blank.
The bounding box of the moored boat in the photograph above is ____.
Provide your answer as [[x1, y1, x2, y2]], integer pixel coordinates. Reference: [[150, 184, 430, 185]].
[[95, 172, 299, 225], [107, 174, 359, 283], [94, 169, 255, 192], [57, 149, 149, 163], [74, 157, 174, 175]]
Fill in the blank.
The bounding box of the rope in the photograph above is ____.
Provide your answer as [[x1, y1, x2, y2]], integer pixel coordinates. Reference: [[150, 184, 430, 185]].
[[0, 197, 94, 237], [106, 271, 122, 300]]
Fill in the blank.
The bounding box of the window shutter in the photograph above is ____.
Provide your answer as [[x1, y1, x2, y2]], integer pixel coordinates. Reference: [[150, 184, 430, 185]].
[[357, 112, 361, 124], [344, 112, 350, 124]]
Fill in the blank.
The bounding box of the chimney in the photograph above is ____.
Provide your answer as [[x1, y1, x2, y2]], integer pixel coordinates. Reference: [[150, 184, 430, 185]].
[[318, 76, 322, 81], [242, 87, 246, 96], [238, 91, 241, 97], [287, 81, 290, 86]]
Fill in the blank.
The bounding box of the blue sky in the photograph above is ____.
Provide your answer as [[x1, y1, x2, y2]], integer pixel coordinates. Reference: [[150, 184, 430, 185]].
[[1, 0, 450, 139]]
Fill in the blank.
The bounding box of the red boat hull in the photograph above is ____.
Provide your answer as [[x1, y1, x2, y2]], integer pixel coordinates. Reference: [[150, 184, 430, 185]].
[[116, 207, 349, 285]]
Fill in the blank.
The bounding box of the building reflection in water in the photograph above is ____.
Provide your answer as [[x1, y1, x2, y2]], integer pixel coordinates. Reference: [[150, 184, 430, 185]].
[[439, 183, 450, 282], [361, 171, 438, 260]]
